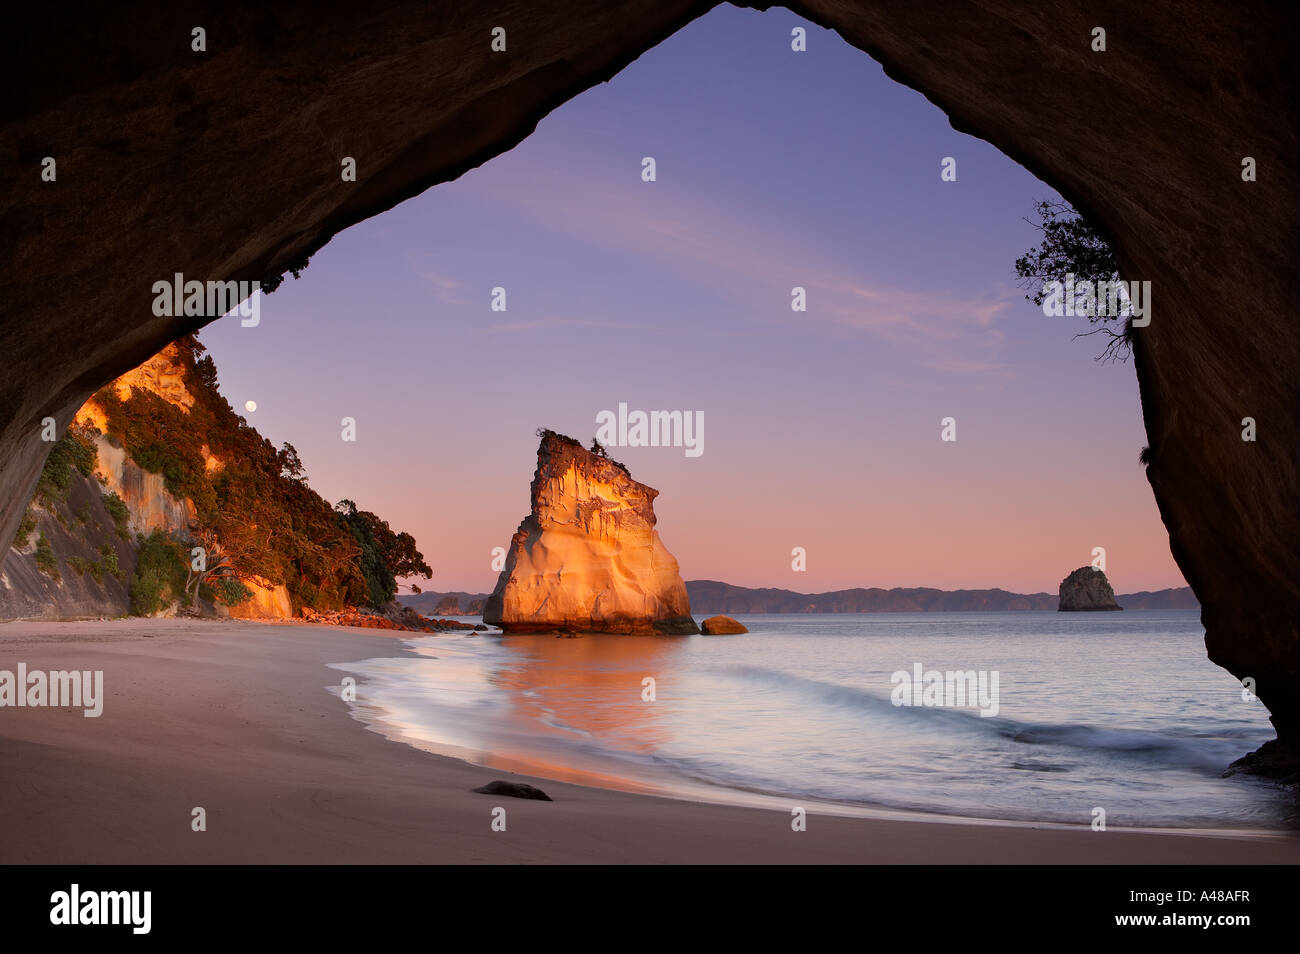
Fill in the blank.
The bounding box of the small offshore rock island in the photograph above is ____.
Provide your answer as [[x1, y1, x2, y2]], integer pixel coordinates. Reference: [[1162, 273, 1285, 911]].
[[484, 430, 699, 635], [1058, 566, 1123, 612]]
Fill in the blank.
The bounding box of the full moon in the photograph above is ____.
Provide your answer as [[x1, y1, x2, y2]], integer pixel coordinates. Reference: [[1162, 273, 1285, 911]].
[[244, 400, 257, 413]]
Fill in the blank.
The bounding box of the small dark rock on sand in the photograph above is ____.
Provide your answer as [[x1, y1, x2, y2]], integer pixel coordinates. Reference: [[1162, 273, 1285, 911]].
[[472, 780, 553, 801]]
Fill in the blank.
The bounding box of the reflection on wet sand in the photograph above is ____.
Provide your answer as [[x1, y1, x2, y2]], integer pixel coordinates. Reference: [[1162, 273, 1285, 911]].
[[477, 633, 690, 788]]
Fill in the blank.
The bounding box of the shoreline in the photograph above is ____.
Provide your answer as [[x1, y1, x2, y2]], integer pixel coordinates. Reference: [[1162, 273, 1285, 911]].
[[1, 618, 1297, 864], [336, 629, 1292, 839]]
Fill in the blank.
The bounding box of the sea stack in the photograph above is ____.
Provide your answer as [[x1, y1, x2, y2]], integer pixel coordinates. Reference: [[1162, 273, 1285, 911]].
[[1058, 566, 1123, 611], [484, 430, 699, 635]]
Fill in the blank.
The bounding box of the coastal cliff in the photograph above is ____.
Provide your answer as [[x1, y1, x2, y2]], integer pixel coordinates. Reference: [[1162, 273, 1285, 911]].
[[484, 431, 698, 634], [1, 339, 427, 622]]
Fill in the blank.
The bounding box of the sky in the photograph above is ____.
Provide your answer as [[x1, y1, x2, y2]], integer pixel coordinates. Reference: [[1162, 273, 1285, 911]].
[[198, 5, 1186, 596]]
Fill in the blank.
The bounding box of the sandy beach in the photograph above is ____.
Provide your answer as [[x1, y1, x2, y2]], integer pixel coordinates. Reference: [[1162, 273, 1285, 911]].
[[1, 618, 1296, 865]]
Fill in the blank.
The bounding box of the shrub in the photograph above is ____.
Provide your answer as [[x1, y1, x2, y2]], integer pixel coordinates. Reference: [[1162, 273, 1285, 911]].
[[34, 532, 60, 581], [102, 492, 131, 539], [260, 254, 311, 294], [99, 543, 122, 582], [13, 508, 37, 548], [67, 556, 89, 576], [210, 577, 253, 606], [129, 569, 163, 615], [35, 427, 98, 506], [129, 530, 188, 615]]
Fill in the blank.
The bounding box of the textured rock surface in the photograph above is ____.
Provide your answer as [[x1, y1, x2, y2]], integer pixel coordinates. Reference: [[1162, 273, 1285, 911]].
[[223, 575, 293, 621], [700, 615, 748, 635], [0, 470, 136, 621], [1, 2, 1297, 737], [1058, 567, 1122, 612], [106, 344, 195, 412], [3, 348, 276, 621], [484, 432, 698, 634], [1223, 740, 1300, 786], [87, 436, 196, 538]]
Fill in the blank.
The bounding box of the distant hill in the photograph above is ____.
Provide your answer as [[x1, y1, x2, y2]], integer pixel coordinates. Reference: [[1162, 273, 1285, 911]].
[[400, 591, 490, 615], [684, 580, 1198, 613], [1112, 588, 1200, 610], [399, 583, 1198, 617]]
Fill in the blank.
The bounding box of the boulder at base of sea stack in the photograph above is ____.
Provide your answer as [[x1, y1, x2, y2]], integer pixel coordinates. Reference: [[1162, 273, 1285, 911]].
[[484, 430, 699, 635], [701, 615, 748, 635], [1058, 566, 1123, 611]]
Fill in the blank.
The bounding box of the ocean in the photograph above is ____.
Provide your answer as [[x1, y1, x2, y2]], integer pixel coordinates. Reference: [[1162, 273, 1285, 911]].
[[329, 610, 1296, 829]]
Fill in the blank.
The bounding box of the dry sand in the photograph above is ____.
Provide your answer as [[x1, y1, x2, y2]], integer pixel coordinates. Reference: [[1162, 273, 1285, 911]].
[[1, 618, 1296, 864]]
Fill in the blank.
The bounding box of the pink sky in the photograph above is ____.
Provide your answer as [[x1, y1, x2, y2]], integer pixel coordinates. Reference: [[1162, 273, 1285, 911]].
[[198, 7, 1187, 596]]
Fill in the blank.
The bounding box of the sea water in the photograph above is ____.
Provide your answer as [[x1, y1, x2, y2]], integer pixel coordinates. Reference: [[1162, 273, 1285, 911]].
[[330, 610, 1296, 829]]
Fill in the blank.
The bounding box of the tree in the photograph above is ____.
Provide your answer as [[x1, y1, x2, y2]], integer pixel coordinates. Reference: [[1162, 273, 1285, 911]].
[[183, 528, 244, 603], [276, 442, 305, 481], [335, 500, 432, 607], [1014, 199, 1130, 363], [82, 333, 430, 615]]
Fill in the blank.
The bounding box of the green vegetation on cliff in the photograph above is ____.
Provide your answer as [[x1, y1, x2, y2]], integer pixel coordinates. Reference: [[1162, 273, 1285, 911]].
[[34, 532, 59, 581], [90, 336, 431, 611], [335, 500, 428, 607], [35, 426, 98, 506], [129, 530, 191, 616]]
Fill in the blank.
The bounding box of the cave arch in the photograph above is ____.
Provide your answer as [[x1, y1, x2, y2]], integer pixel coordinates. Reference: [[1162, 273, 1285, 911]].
[[2, 1, 1297, 748]]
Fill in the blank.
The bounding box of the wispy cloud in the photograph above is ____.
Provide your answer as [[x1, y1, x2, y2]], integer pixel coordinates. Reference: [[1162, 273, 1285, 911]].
[[408, 256, 473, 305], [456, 143, 1017, 376], [477, 316, 623, 334], [922, 357, 1014, 377]]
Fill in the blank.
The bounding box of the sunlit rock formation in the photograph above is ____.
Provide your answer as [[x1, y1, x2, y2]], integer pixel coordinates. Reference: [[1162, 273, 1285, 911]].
[[700, 615, 748, 634], [1058, 567, 1122, 612], [484, 431, 698, 634], [0, 346, 299, 622], [223, 574, 294, 620]]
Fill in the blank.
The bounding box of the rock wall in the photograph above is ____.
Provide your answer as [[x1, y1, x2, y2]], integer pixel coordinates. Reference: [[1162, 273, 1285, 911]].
[[223, 575, 294, 621], [1, 347, 293, 622], [1, 2, 1296, 736], [0, 473, 137, 621], [0, 430, 199, 621], [484, 432, 698, 634], [89, 438, 196, 538]]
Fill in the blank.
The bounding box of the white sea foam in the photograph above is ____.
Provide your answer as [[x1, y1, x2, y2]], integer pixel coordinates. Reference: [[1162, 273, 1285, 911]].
[[328, 612, 1293, 830]]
